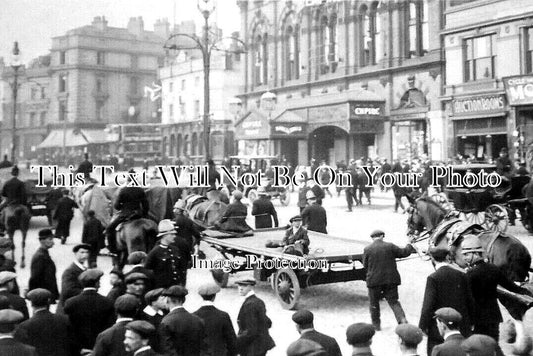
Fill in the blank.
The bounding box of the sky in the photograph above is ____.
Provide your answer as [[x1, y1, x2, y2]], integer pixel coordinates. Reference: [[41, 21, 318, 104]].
[[0, 0, 241, 63]]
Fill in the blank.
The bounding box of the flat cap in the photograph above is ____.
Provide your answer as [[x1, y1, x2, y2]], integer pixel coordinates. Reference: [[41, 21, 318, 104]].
[[292, 310, 314, 325], [157, 219, 176, 237], [114, 294, 141, 314], [73, 243, 92, 253], [429, 246, 449, 260], [144, 288, 165, 305], [435, 307, 462, 327], [232, 190, 243, 200], [286, 339, 327, 356], [346, 323, 375, 345], [127, 251, 147, 265], [126, 320, 156, 339], [125, 272, 148, 284], [162, 285, 188, 298], [370, 230, 385, 238], [290, 215, 303, 223], [395, 324, 424, 345], [461, 334, 497, 356], [38, 229, 54, 240], [26, 288, 53, 306], [197, 283, 221, 297], [235, 278, 256, 286], [0, 271, 17, 285], [78, 268, 104, 284], [0, 309, 23, 325]]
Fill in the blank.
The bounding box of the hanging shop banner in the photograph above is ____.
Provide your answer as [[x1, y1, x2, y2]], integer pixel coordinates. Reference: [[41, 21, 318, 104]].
[[503, 75, 533, 106], [452, 94, 506, 116]]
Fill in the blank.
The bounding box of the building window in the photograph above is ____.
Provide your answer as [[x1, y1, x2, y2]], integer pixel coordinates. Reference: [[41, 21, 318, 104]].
[[319, 14, 337, 74], [130, 77, 138, 95], [169, 104, 174, 119], [30, 87, 38, 100], [96, 101, 104, 121], [96, 78, 104, 93], [40, 86, 46, 99], [40, 112, 46, 126], [181, 79, 186, 91], [254, 35, 264, 85], [97, 51, 105, 65], [408, 0, 429, 57], [59, 101, 67, 121], [526, 28, 533, 73], [29, 113, 36, 127], [180, 103, 186, 118], [59, 51, 66, 65], [59, 74, 67, 92], [361, 3, 382, 66], [464, 34, 496, 81], [284, 23, 300, 81], [194, 99, 200, 119]]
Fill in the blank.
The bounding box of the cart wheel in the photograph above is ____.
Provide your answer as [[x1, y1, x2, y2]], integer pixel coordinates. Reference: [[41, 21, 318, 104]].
[[210, 269, 229, 288], [273, 268, 300, 310], [484, 204, 509, 232], [247, 189, 258, 203], [280, 191, 290, 206], [465, 212, 485, 225]]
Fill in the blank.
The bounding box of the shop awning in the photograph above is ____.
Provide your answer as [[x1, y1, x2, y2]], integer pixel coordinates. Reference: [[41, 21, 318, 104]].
[[80, 129, 108, 144], [37, 129, 107, 149], [272, 110, 306, 123]]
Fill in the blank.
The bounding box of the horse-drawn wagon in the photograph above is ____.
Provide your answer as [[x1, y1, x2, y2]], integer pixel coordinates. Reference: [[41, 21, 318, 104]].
[[201, 227, 368, 309]]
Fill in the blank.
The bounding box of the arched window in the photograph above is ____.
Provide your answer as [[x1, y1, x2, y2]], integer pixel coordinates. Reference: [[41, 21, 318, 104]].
[[362, 5, 370, 66], [283, 12, 301, 82], [254, 34, 263, 86], [408, 0, 429, 57], [261, 34, 268, 84], [318, 14, 337, 74]]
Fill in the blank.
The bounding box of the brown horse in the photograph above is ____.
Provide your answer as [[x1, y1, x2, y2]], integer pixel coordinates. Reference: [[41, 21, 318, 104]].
[[2, 204, 31, 268], [115, 218, 158, 269]]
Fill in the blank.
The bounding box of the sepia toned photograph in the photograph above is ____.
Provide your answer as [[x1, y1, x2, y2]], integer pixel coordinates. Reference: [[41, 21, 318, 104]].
[[2, 0, 533, 355]]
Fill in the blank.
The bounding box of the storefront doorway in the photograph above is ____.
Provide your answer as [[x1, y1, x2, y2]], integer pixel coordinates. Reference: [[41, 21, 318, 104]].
[[279, 139, 298, 166], [457, 134, 506, 161], [309, 126, 348, 165]]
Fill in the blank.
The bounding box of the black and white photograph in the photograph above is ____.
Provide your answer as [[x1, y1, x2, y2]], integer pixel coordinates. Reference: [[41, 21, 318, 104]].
[[2, 0, 533, 355]]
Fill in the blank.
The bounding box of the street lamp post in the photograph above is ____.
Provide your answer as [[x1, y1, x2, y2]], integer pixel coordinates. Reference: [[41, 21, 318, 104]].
[[10, 42, 22, 164]]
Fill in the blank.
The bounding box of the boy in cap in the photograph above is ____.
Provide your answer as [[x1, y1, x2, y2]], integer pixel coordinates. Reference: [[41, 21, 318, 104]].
[[159, 285, 207, 356], [193, 283, 237, 356], [282, 216, 310, 256], [291, 309, 342, 356], [395, 324, 424, 356], [59, 243, 91, 309], [0, 309, 35, 356], [141, 288, 167, 328], [286, 339, 327, 356], [461, 334, 497, 356], [81, 210, 104, 267], [107, 269, 125, 303], [0, 271, 28, 319], [124, 320, 160, 356], [28, 229, 58, 301], [15, 288, 73, 356], [363, 230, 414, 330], [346, 323, 375, 356], [431, 307, 467, 356], [235, 278, 275, 356]]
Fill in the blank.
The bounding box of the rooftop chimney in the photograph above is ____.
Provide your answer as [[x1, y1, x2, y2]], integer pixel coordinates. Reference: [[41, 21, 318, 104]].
[[154, 18, 170, 39], [92, 16, 108, 31], [128, 16, 145, 37]]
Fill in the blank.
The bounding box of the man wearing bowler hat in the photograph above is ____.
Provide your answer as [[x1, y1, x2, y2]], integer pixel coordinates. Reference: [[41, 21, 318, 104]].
[[283, 215, 310, 256], [145, 220, 190, 289], [124, 320, 161, 356], [159, 285, 206, 356], [431, 307, 467, 356], [28, 229, 58, 301], [291, 309, 342, 356], [0, 309, 35, 356], [0, 271, 28, 319], [395, 324, 424, 356], [59, 243, 91, 309], [251, 187, 279, 229], [345, 322, 376, 356], [363, 229, 414, 331], [14, 288, 73, 356], [193, 283, 237, 356], [64, 268, 115, 352], [235, 278, 275, 356]]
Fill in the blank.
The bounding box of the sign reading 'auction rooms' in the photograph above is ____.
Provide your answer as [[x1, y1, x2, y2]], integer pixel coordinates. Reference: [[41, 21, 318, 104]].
[[452, 94, 505, 116]]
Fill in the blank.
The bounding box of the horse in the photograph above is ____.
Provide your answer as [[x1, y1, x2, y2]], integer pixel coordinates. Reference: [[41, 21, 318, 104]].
[[184, 194, 228, 229], [115, 218, 158, 269], [2, 204, 31, 268], [406, 194, 533, 319]]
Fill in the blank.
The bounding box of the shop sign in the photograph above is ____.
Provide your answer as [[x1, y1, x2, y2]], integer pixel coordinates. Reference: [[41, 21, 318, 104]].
[[350, 102, 383, 119], [272, 125, 303, 135], [503, 75, 533, 106], [235, 113, 271, 139], [452, 94, 505, 116]]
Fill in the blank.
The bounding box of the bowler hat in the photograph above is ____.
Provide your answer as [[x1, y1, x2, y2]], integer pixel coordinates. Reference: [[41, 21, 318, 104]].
[[395, 324, 424, 346], [434, 307, 462, 327], [38, 229, 54, 240], [198, 283, 221, 297], [346, 323, 375, 345], [235, 277, 256, 286], [26, 288, 53, 307], [157, 219, 176, 237], [0, 271, 16, 285], [126, 320, 156, 339], [429, 246, 449, 261], [73, 243, 92, 253], [162, 285, 188, 298], [292, 310, 314, 325]]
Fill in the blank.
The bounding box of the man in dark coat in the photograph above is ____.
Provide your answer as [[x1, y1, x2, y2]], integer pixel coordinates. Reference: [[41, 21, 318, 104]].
[[235, 278, 275, 356], [145, 220, 190, 289], [363, 230, 414, 330], [58, 243, 90, 309], [251, 188, 278, 229], [14, 289, 73, 356], [395, 323, 424, 356], [496, 148, 513, 177], [419, 247, 474, 355], [28, 229, 59, 301], [0, 309, 36, 356], [53, 190, 78, 244], [0, 166, 27, 215], [217, 190, 252, 233], [82, 210, 105, 267], [125, 320, 161, 356], [430, 308, 467, 356], [141, 288, 167, 329], [172, 200, 202, 252], [297, 180, 310, 213], [282, 215, 310, 256], [76, 153, 93, 177], [0, 155, 12, 168], [63, 268, 115, 351], [193, 283, 237, 356], [159, 285, 207, 356], [309, 181, 325, 206], [92, 294, 141, 356], [126, 251, 156, 292], [291, 310, 342, 356], [346, 323, 375, 356], [301, 192, 327, 234], [0, 271, 29, 320]]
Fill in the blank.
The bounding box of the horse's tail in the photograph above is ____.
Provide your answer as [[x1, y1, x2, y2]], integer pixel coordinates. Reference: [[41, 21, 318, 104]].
[[143, 219, 159, 252]]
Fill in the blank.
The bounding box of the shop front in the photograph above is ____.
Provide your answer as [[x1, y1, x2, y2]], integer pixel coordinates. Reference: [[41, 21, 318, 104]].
[[450, 93, 507, 161]]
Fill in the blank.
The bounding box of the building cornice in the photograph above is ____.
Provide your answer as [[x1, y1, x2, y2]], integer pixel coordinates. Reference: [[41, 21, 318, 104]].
[[441, 10, 533, 36], [49, 64, 157, 75]]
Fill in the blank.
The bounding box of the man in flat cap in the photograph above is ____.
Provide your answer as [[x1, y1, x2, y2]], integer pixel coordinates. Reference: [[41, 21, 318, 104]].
[[124, 272, 148, 305], [291, 309, 341, 356], [124, 320, 160, 356], [58, 243, 90, 310], [251, 187, 279, 229], [93, 294, 141, 356], [14, 288, 73, 356], [346, 323, 375, 356], [0, 309, 36, 356], [286, 339, 327, 356], [159, 285, 207, 356], [216, 190, 253, 233], [193, 283, 237, 356], [301, 191, 327, 234], [125, 251, 155, 291], [141, 288, 167, 329], [431, 307, 467, 356], [363, 229, 414, 331], [0, 271, 28, 319], [64, 268, 115, 352], [235, 278, 275, 356], [28, 229, 58, 302], [419, 246, 474, 355], [282, 216, 310, 256], [145, 220, 190, 289], [395, 324, 424, 356], [461, 334, 497, 356]]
